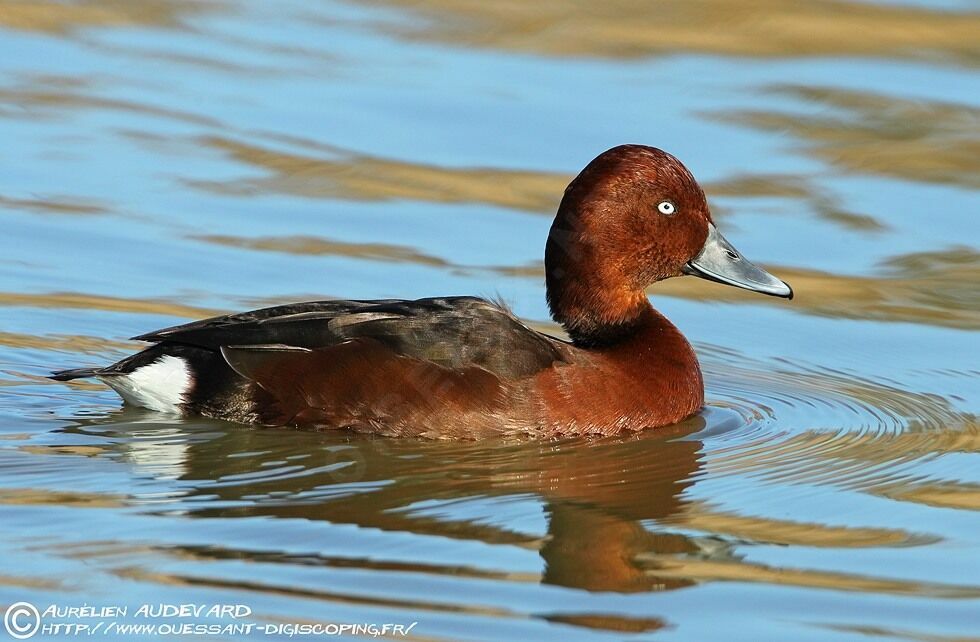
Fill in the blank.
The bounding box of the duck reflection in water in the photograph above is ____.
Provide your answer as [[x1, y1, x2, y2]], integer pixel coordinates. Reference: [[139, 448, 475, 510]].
[[63, 411, 723, 595]]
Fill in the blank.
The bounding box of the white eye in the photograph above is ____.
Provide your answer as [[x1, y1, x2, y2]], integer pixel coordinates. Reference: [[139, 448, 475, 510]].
[[657, 201, 676, 215]]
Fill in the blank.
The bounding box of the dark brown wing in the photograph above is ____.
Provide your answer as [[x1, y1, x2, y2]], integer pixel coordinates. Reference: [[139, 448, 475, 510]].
[[133, 298, 397, 345], [135, 296, 569, 379]]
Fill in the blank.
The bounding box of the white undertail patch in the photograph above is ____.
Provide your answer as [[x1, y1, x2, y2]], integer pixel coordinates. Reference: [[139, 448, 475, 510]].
[[100, 355, 192, 413]]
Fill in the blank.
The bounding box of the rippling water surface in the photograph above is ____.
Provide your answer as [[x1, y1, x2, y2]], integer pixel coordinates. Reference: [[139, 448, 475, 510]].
[[1, 1, 978, 640]]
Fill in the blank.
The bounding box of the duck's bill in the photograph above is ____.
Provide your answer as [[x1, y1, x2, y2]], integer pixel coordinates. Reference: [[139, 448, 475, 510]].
[[683, 223, 793, 299]]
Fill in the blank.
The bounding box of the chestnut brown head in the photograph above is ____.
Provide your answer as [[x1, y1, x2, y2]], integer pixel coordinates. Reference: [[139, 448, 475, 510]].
[[545, 145, 791, 345]]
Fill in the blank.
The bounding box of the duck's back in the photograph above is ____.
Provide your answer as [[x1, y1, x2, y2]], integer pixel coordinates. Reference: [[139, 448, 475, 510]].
[[52, 297, 572, 436]]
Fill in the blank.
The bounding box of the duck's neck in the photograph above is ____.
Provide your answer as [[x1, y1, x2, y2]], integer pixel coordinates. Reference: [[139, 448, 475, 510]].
[[545, 252, 654, 347], [547, 282, 653, 347], [545, 198, 667, 346]]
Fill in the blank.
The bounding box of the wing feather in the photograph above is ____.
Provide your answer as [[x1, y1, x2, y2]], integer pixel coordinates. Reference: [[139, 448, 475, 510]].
[[135, 296, 569, 379]]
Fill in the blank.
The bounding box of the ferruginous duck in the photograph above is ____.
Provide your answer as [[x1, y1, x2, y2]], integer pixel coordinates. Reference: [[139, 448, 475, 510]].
[[52, 145, 792, 438]]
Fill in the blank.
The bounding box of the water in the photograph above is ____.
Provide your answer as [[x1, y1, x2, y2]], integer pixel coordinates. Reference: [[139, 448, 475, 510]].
[[1, 1, 978, 640]]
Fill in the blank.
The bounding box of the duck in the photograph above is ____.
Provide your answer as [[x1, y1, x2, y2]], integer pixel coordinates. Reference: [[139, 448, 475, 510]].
[[51, 145, 792, 438]]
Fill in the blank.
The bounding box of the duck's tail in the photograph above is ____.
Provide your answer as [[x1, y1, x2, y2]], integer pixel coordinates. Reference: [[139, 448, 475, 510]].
[[49, 367, 107, 381]]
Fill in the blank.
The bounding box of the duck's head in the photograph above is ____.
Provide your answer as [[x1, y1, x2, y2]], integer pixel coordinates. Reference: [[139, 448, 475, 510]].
[[545, 144, 792, 345]]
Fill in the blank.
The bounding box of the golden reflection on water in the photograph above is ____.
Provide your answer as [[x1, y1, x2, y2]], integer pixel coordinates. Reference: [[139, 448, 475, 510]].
[[0, 291, 223, 319], [715, 86, 980, 188], [194, 234, 452, 268], [0, 573, 62, 591], [818, 623, 977, 642], [116, 566, 531, 619], [671, 502, 937, 548], [4, 0, 979, 68], [360, 0, 980, 64], [541, 613, 666, 634], [0, 76, 223, 127], [0, 330, 132, 354], [878, 481, 980, 511], [0, 486, 123, 507], [708, 174, 890, 232], [189, 136, 567, 213], [0, 0, 214, 34], [638, 554, 980, 598], [0, 193, 108, 216]]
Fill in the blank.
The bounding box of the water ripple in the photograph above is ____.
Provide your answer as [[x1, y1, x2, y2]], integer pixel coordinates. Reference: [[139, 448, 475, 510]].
[[698, 349, 976, 498]]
